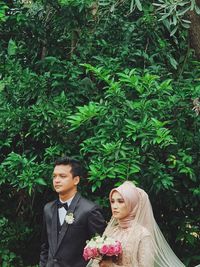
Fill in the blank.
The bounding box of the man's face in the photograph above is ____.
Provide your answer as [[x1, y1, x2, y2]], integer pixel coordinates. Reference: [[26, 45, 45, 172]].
[[53, 164, 79, 196]]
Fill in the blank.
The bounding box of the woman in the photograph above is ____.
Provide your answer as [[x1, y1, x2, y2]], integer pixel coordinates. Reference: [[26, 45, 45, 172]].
[[87, 181, 200, 267]]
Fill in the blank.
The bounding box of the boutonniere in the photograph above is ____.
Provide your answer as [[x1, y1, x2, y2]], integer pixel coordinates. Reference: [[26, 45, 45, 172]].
[[65, 212, 75, 224]]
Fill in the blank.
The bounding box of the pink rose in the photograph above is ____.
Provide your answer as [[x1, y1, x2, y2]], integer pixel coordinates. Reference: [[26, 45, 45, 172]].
[[83, 247, 99, 260], [99, 244, 109, 255], [106, 245, 116, 256], [91, 247, 99, 258], [114, 241, 122, 255], [83, 247, 91, 260]]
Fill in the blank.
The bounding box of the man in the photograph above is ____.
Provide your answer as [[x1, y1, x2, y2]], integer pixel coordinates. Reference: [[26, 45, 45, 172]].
[[39, 157, 106, 267]]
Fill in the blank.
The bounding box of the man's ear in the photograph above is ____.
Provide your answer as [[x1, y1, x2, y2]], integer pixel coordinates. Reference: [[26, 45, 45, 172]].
[[74, 176, 80, 185]]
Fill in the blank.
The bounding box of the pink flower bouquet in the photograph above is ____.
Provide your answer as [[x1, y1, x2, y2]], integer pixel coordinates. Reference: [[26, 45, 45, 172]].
[[83, 235, 122, 261]]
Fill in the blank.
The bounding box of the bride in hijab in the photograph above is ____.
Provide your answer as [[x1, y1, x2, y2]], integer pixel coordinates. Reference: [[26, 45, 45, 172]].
[[87, 181, 200, 267]]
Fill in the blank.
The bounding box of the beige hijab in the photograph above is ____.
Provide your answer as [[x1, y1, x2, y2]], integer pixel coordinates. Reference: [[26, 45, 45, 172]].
[[109, 182, 139, 228]]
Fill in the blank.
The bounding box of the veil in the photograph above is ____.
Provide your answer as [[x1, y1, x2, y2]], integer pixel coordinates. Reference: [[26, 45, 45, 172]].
[[106, 181, 200, 267]]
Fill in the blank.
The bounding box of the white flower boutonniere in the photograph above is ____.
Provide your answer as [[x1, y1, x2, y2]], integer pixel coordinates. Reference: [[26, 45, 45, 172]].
[[65, 212, 75, 224]]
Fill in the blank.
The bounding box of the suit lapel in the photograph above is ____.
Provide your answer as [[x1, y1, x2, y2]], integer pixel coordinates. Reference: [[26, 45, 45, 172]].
[[50, 202, 58, 255], [56, 192, 81, 252]]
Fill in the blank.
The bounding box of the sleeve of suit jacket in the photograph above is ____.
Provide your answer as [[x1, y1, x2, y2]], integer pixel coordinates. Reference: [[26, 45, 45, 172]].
[[87, 205, 107, 239], [39, 210, 49, 267]]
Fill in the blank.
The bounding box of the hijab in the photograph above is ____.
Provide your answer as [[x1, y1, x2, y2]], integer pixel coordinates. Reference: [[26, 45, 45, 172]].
[[109, 181, 139, 228]]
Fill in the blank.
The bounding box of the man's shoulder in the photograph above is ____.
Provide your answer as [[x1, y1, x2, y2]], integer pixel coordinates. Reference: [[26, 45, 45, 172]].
[[79, 194, 99, 210], [43, 199, 57, 211]]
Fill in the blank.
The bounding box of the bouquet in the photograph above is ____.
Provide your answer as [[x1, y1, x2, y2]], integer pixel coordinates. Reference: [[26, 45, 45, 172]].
[[83, 235, 122, 261]]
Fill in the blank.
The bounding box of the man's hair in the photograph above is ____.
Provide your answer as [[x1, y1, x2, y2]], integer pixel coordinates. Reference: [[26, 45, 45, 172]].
[[54, 156, 84, 178]]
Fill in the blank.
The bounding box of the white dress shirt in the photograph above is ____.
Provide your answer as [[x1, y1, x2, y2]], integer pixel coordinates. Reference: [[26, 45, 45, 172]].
[[58, 196, 74, 225]]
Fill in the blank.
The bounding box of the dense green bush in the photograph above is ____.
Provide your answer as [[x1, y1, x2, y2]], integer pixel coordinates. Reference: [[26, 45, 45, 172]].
[[0, 0, 200, 266]]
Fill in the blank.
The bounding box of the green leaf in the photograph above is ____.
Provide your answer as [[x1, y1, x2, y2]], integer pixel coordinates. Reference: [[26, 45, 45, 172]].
[[35, 178, 47, 186], [7, 39, 17, 56], [168, 56, 178, 69], [195, 4, 200, 14], [135, 0, 142, 11]]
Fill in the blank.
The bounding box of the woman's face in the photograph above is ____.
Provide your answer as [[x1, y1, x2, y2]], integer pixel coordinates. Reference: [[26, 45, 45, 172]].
[[110, 191, 129, 219]]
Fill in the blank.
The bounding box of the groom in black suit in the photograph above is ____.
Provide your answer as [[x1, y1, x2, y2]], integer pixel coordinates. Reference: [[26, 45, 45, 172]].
[[39, 157, 106, 267]]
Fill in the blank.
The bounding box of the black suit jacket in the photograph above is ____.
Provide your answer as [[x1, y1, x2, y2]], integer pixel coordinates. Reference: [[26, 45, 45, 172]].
[[39, 192, 106, 267]]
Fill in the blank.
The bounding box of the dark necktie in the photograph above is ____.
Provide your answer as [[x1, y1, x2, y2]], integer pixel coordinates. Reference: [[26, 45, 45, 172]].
[[57, 200, 68, 211]]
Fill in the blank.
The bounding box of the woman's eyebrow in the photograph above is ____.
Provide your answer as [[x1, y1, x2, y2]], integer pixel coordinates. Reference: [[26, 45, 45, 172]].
[[111, 197, 124, 201]]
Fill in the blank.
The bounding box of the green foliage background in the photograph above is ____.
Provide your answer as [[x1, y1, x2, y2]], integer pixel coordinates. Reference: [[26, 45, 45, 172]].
[[0, 0, 200, 266]]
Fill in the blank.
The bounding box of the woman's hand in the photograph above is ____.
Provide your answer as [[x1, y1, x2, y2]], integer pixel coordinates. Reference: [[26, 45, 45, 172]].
[[99, 258, 113, 267]]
